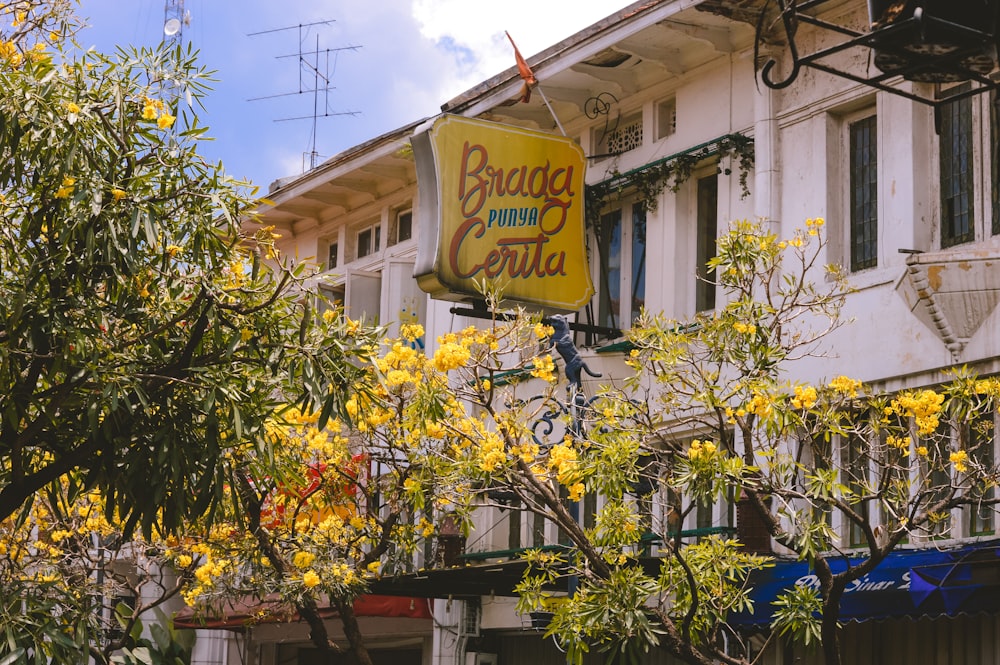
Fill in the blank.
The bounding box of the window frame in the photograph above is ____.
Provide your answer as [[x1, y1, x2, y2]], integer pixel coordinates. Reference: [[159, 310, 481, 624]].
[[966, 410, 996, 537], [991, 89, 999, 237], [591, 198, 647, 333], [848, 112, 879, 271], [695, 172, 718, 313], [935, 85, 996, 248], [326, 241, 339, 271], [396, 209, 413, 244], [938, 85, 975, 248], [656, 97, 677, 141], [355, 221, 381, 260]]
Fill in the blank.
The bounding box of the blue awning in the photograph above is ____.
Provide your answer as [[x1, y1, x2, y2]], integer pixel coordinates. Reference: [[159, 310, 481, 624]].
[[729, 540, 1000, 627]]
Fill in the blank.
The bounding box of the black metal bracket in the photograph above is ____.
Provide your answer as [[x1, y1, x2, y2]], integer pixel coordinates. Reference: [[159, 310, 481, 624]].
[[757, 0, 1000, 109], [448, 306, 622, 340]]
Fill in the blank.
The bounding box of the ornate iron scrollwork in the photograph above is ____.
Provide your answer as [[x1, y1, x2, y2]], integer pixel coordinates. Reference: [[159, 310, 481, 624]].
[[755, 0, 1000, 108]]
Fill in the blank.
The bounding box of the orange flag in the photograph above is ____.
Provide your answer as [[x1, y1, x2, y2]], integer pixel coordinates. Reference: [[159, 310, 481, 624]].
[[505, 31, 537, 103]]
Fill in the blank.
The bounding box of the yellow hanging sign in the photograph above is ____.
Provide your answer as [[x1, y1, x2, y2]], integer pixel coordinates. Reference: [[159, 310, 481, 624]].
[[413, 115, 593, 312]]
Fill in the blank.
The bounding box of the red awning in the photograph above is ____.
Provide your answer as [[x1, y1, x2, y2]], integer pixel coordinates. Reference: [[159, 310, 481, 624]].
[[173, 593, 432, 630]]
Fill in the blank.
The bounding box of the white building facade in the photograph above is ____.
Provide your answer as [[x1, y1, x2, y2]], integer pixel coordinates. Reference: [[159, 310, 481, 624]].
[[195, 1, 1000, 663]]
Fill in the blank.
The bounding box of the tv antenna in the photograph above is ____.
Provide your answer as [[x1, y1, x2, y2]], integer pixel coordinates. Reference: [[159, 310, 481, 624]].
[[248, 20, 361, 172]]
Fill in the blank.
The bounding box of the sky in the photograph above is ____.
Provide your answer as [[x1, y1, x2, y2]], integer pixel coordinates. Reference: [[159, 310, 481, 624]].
[[77, 1, 636, 193]]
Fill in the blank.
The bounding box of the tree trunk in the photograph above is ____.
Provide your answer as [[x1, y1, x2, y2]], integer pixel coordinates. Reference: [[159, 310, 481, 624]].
[[819, 589, 843, 665], [336, 596, 375, 665], [813, 557, 843, 665]]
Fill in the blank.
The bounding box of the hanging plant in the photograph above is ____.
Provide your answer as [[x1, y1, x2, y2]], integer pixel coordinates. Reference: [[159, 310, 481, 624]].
[[585, 133, 754, 228]]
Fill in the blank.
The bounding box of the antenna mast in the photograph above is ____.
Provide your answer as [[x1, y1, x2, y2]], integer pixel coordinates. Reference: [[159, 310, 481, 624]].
[[163, 0, 186, 46], [248, 21, 361, 172], [161, 0, 190, 113]]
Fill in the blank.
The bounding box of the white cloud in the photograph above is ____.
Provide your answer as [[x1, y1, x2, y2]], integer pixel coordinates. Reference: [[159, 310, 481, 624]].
[[411, 0, 634, 100]]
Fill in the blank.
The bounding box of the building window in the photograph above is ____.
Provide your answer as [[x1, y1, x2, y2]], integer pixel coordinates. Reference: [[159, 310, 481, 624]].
[[807, 433, 834, 529], [396, 210, 412, 243], [920, 419, 953, 539], [356, 223, 381, 259], [656, 97, 676, 140], [939, 87, 974, 248], [327, 241, 338, 270], [593, 111, 643, 158], [968, 412, 994, 536], [992, 90, 999, 237], [849, 114, 878, 271], [842, 432, 870, 548], [594, 201, 646, 331], [695, 174, 718, 312]]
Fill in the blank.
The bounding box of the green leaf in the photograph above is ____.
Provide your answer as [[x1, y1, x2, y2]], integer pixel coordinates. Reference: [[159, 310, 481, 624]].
[[0, 648, 26, 665]]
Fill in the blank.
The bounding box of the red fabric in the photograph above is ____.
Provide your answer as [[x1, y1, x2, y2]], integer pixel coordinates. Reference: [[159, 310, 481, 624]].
[[173, 594, 431, 630], [354, 594, 431, 619], [505, 31, 537, 103]]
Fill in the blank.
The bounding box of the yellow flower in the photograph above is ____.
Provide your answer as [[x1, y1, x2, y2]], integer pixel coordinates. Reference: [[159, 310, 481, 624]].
[[916, 446, 929, 457], [746, 391, 773, 418], [302, 570, 321, 588], [176, 554, 193, 568], [401, 323, 424, 342], [534, 322, 554, 339], [141, 104, 157, 120], [293, 551, 316, 569], [687, 439, 703, 460], [687, 439, 717, 461], [66, 101, 80, 114], [733, 321, 756, 335], [366, 561, 381, 574], [548, 442, 578, 484], [432, 341, 470, 372], [791, 385, 817, 410], [529, 354, 556, 383], [950, 450, 969, 473], [54, 175, 76, 199], [477, 431, 506, 472], [157, 113, 176, 129], [111, 187, 126, 201], [886, 435, 911, 451], [828, 375, 862, 398], [567, 482, 585, 502], [893, 389, 944, 436]]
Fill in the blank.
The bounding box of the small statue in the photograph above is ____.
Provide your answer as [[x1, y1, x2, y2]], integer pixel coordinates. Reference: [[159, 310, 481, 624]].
[[547, 314, 601, 391]]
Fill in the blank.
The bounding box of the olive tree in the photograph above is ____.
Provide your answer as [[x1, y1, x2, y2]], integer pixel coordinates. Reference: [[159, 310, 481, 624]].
[[0, 3, 370, 661]]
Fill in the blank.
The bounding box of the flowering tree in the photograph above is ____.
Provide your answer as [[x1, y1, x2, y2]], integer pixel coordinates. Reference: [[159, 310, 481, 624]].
[[619, 219, 1000, 665], [393, 219, 1000, 665], [0, 2, 372, 661], [174, 392, 443, 665], [0, 481, 195, 665]]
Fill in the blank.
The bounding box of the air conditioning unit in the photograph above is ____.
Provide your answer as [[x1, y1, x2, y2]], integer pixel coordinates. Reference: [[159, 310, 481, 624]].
[[465, 653, 497, 665]]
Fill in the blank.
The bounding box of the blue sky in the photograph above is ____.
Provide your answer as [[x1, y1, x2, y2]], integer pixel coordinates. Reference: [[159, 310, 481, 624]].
[[77, 1, 634, 193]]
